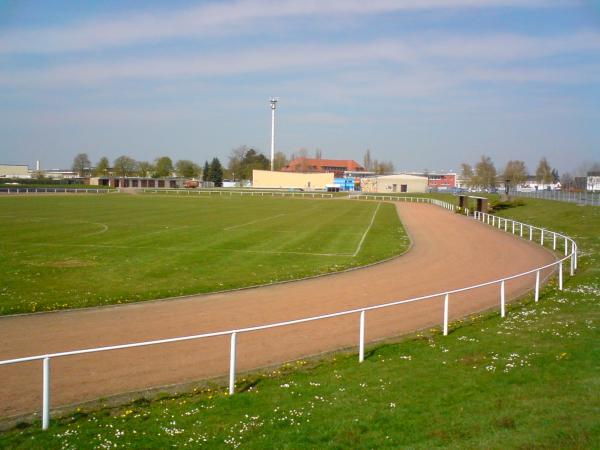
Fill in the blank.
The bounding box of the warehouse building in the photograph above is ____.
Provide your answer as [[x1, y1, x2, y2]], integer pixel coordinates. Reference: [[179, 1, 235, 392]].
[[0, 164, 30, 178], [361, 174, 428, 193]]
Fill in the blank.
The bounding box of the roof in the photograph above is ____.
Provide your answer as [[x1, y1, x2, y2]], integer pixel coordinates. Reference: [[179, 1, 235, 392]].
[[373, 174, 428, 181], [283, 158, 364, 171]]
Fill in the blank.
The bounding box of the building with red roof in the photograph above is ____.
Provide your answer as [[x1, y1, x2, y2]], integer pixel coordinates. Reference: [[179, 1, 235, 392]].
[[281, 158, 364, 178]]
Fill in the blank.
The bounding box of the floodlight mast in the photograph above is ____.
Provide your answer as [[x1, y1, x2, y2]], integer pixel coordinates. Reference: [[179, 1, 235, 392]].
[[270, 97, 278, 171]]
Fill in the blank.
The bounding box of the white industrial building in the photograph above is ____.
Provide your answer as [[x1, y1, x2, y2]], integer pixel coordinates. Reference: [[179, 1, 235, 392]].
[[361, 174, 428, 193], [0, 164, 30, 178]]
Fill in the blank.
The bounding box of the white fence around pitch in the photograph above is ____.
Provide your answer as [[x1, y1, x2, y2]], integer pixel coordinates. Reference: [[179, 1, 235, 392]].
[[0, 198, 577, 430], [0, 188, 116, 194], [510, 189, 600, 206], [141, 189, 333, 199]]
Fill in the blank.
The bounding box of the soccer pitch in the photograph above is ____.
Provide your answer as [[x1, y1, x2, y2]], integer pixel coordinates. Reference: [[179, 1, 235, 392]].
[[0, 194, 407, 315]]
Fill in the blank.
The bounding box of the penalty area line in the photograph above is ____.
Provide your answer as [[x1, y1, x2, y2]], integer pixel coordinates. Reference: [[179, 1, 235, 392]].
[[223, 213, 286, 231], [352, 202, 381, 257]]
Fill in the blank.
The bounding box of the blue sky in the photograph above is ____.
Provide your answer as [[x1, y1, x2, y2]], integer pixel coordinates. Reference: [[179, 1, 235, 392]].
[[0, 0, 599, 173]]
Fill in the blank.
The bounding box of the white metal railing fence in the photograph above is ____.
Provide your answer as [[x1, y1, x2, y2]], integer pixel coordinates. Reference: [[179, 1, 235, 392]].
[[142, 189, 334, 199], [0, 188, 116, 194], [510, 189, 600, 206], [0, 198, 577, 430]]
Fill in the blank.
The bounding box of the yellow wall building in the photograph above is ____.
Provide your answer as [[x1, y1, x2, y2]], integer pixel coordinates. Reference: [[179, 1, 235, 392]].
[[252, 170, 334, 190]]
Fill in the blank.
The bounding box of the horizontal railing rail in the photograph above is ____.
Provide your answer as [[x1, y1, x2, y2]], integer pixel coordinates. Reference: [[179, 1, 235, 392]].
[[0, 197, 577, 430], [141, 189, 334, 198]]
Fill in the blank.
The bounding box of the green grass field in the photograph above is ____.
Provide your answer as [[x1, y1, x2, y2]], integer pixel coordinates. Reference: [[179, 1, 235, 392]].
[[2, 197, 597, 448], [0, 194, 407, 315]]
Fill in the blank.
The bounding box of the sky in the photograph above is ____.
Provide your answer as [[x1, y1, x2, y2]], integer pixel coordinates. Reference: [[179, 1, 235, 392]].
[[0, 0, 599, 173]]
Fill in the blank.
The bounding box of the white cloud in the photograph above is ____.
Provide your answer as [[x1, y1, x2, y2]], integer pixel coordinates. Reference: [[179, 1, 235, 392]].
[[0, 0, 571, 55], [1, 31, 598, 89]]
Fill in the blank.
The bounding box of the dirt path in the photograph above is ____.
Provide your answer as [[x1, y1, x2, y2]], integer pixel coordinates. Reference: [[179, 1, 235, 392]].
[[0, 203, 556, 419]]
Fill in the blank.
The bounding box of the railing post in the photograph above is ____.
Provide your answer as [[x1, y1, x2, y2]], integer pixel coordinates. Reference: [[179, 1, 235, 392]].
[[535, 270, 540, 302], [520, 223, 523, 237], [443, 294, 449, 336], [570, 248, 575, 276], [42, 357, 50, 430], [574, 242, 578, 270], [559, 261, 563, 291], [540, 229, 544, 246], [504, 219, 507, 231], [553, 232, 557, 250], [229, 332, 237, 395], [512, 221, 515, 234], [500, 280, 506, 318], [564, 237, 568, 256], [529, 225, 533, 241], [359, 310, 365, 362]]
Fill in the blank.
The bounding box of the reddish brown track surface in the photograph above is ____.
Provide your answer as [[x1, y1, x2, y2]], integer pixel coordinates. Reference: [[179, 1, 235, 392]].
[[0, 203, 556, 419]]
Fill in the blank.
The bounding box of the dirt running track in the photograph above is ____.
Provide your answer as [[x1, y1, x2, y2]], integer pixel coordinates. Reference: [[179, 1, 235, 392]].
[[0, 202, 556, 420]]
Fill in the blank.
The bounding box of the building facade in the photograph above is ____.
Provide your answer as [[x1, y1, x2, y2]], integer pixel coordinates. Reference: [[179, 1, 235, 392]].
[[252, 170, 334, 190], [0, 164, 30, 178], [361, 174, 428, 193]]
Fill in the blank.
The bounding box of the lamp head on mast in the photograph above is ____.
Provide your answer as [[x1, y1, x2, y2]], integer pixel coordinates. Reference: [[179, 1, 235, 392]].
[[270, 97, 278, 110]]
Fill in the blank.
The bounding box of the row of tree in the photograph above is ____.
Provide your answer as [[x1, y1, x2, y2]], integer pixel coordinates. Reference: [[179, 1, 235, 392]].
[[460, 156, 558, 190], [72, 153, 202, 178], [72, 145, 397, 183]]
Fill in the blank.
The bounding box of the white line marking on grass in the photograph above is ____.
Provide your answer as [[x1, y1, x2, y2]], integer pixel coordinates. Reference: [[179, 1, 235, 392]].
[[352, 202, 381, 257], [223, 213, 286, 231], [17, 242, 350, 257], [83, 222, 109, 236]]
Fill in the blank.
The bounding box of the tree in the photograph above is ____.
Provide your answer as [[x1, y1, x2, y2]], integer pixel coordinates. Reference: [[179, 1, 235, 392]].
[[503, 160, 528, 192], [154, 156, 174, 177], [363, 149, 372, 171], [227, 146, 247, 181], [315, 148, 322, 159], [227, 146, 270, 180], [560, 172, 574, 190], [202, 161, 210, 182], [137, 161, 154, 177], [535, 157, 553, 185], [72, 153, 91, 177], [375, 160, 394, 174], [209, 158, 224, 187], [94, 156, 110, 177], [175, 160, 200, 178], [475, 155, 497, 190], [460, 163, 474, 188], [551, 168, 559, 183], [113, 156, 137, 178], [294, 148, 310, 172], [273, 151, 288, 171]]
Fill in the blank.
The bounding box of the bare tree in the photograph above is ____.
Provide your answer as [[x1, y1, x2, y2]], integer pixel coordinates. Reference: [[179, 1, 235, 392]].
[[535, 157, 553, 185], [363, 149, 372, 171], [503, 160, 528, 191], [273, 151, 288, 171], [296, 148, 309, 172], [461, 163, 474, 188], [475, 155, 497, 190], [72, 153, 91, 177]]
